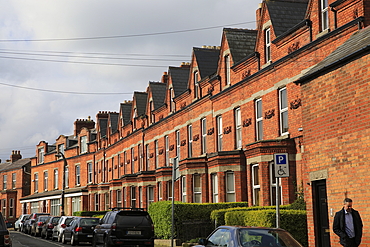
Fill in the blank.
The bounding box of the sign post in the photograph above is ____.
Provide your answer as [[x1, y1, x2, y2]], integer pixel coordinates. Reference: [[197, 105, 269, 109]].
[[171, 157, 179, 247], [273, 153, 289, 228]]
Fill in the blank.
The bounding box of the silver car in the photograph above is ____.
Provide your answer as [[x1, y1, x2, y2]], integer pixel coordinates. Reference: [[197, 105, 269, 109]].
[[51, 216, 74, 242], [14, 214, 29, 232]]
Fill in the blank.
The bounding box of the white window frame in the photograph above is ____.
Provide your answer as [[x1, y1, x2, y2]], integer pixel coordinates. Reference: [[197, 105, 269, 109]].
[[201, 118, 207, 154], [88, 163, 93, 183], [181, 176, 186, 202], [165, 135, 170, 166], [54, 169, 58, 189], [147, 186, 154, 206], [256, 99, 263, 141], [44, 171, 48, 191], [80, 136, 87, 154], [235, 107, 242, 149], [95, 194, 99, 211], [170, 88, 175, 113], [131, 147, 135, 174], [65, 166, 69, 188], [34, 173, 38, 192], [225, 55, 231, 85], [265, 28, 271, 63], [2, 175, 6, 190], [12, 173, 16, 189], [131, 186, 136, 208], [58, 144, 64, 156], [188, 125, 193, 158], [226, 172, 236, 202], [117, 189, 122, 208], [176, 130, 180, 160], [193, 174, 201, 203], [279, 87, 289, 135], [158, 182, 162, 201], [167, 180, 173, 200], [75, 165, 81, 185], [194, 71, 199, 99], [252, 164, 260, 206], [211, 173, 218, 203], [321, 0, 329, 31], [146, 144, 150, 171], [155, 140, 159, 169], [217, 116, 223, 151], [150, 100, 155, 124], [38, 147, 44, 164], [138, 144, 143, 171]]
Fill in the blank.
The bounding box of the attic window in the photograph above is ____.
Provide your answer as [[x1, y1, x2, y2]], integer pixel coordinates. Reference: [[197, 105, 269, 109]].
[[321, 0, 329, 31], [265, 28, 271, 63], [225, 55, 231, 85], [194, 71, 199, 98], [150, 101, 155, 124], [170, 88, 175, 112]]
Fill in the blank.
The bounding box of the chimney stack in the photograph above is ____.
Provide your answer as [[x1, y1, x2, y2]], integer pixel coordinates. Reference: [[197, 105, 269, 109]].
[[161, 72, 168, 83], [10, 150, 22, 163], [256, 3, 263, 29]]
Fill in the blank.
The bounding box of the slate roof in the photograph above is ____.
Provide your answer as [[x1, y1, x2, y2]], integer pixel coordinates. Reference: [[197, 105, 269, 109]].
[[134, 92, 148, 117], [296, 25, 370, 83], [266, 0, 309, 37], [149, 82, 167, 109], [0, 158, 31, 172], [224, 28, 257, 63], [193, 47, 220, 79], [120, 102, 132, 126], [109, 112, 119, 134], [99, 118, 108, 138], [169, 66, 190, 97]]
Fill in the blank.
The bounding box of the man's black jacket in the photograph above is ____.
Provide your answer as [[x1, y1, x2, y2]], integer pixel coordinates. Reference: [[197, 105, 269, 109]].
[[333, 208, 363, 246]]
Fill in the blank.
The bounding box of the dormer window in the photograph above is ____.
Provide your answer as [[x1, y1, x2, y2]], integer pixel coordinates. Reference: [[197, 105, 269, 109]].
[[149, 101, 155, 124], [58, 144, 64, 156], [265, 28, 271, 63], [80, 136, 87, 154], [38, 147, 44, 164], [170, 88, 175, 112], [225, 55, 231, 85], [194, 71, 199, 98], [321, 0, 329, 31]]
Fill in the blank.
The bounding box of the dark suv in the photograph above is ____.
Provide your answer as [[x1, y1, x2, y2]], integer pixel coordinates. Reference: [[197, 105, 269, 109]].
[[0, 212, 12, 246], [92, 207, 154, 247]]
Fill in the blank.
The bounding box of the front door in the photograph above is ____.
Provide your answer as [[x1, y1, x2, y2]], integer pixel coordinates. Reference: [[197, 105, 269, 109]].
[[313, 180, 331, 246]]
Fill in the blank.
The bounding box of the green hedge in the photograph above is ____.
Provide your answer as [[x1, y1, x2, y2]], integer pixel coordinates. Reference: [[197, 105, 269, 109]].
[[225, 209, 307, 247], [73, 211, 107, 217], [148, 201, 248, 241]]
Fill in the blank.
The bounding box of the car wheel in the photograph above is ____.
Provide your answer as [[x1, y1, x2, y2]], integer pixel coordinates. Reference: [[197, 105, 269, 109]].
[[71, 234, 78, 246], [61, 233, 67, 244], [92, 234, 98, 247], [104, 236, 112, 247], [41, 232, 45, 239], [58, 233, 62, 242]]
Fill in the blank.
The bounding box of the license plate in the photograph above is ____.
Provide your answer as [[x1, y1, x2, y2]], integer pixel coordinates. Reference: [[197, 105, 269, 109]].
[[87, 235, 93, 238], [127, 230, 141, 235]]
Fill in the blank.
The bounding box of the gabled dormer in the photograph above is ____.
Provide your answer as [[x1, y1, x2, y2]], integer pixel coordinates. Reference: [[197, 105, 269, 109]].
[[255, 0, 308, 66], [146, 81, 166, 125], [166, 64, 190, 114], [119, 101, 132, 138], [131, 92, 148, 131], [218, 28, 257, 87], [189, 47, 219, 99], [107, 112, 119, 145], [36, 141, 48, 165], [96, 111, 109, 148]]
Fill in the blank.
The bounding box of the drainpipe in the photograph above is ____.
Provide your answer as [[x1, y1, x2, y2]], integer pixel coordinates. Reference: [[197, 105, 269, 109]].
[[331, 7, 338, 30]]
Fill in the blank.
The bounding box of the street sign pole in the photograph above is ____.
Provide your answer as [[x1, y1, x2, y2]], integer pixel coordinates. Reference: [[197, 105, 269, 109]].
[[273, 153, 289, 229], [171, 157, 179, 247]]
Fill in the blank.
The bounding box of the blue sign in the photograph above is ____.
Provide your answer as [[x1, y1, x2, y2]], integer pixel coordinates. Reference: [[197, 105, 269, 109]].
[[274, 153, 289, 178]]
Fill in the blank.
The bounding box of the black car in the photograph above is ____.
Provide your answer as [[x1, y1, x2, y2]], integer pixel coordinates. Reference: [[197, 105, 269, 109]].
[[0, 212, 12, 246], [196, 226, 303, 247], [92, 207, 154, 247], [30, 216, 50, 237], [41, 216, 61, 239], [61, 217, 100, 245]]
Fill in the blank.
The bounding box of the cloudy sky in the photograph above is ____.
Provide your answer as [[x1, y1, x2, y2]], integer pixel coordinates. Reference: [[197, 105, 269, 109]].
[[0, 0, 261, 161]]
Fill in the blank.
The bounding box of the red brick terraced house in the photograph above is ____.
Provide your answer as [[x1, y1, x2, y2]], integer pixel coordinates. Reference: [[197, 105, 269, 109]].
[[0, 151, 31, 224], [17, 0, 369, 246]]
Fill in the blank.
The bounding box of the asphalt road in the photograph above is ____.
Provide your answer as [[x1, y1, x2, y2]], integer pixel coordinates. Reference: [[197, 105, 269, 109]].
[[10, 230, 92, 247]]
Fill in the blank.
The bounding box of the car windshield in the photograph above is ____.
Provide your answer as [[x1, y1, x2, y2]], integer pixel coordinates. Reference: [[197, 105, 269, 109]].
[[39, 217, 49, 222], [80, 218, 100, 226], [52, 217, 61, 223], [65, 218, 74, 225], [116, 214, 151, 227], [239, 229, 303, 247]]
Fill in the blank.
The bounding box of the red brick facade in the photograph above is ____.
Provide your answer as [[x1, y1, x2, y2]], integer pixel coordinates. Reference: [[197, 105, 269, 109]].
[[8, 1, 368, 246]]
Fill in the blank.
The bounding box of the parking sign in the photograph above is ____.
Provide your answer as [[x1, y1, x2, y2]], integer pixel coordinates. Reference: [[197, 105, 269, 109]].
[[274, 153, 289, 178]]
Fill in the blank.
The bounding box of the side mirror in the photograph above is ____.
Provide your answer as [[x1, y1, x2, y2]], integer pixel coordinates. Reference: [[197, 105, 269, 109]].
[[99, 218, 103, 224], [198, 239, 208, 246]]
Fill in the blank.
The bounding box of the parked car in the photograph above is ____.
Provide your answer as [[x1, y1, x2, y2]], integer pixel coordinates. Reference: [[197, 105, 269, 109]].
[[61, 217, 100, 245], [14, 214, 29, 232], [30, 215, 50, 237], [52, 216, 74, 242], [92, 207, 154, 247], [41, 216, 61, 239], [196, 226, 303, 247], [0, 212, 12, 246], [24, 213, 50, 234]]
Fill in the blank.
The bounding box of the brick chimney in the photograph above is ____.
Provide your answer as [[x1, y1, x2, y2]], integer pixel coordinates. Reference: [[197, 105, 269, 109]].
[[74, 116, 95, 136], [10, 150, 22, 163], [256, 2, 263, 29], [161, 72, 168, 84]]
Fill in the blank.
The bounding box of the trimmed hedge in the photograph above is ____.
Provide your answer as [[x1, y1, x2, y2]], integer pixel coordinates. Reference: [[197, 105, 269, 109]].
[[148, 201, 249, 241], [73, 211, 107, 217], [225, 209, 307, 247]]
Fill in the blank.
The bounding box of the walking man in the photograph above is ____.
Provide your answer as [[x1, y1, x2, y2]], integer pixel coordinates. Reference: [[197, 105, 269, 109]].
[[333, 198, 363, 247]]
